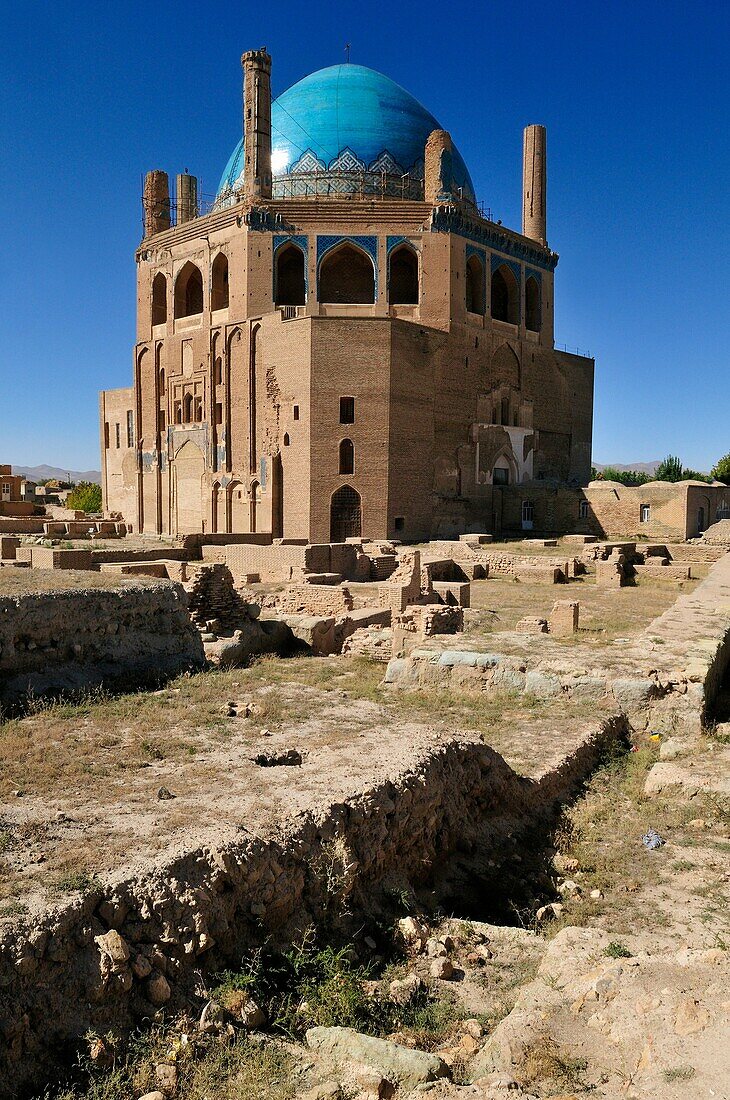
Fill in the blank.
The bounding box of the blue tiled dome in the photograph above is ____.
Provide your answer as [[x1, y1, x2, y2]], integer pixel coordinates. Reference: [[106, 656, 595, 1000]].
[[218, 63, 475, 203]]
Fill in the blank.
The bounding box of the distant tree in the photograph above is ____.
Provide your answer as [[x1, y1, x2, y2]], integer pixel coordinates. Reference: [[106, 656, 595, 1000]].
[[711, 453, 730, 485], [599, 467, 651, 487], [66, 482, 102, 513], [681, 468, 713, 484], [590, 466, 598, 481], [655, 455, 684, 483]]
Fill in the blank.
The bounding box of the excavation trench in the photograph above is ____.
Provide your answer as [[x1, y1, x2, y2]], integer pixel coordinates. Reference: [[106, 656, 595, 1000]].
[[0, 712, 629, 1100]]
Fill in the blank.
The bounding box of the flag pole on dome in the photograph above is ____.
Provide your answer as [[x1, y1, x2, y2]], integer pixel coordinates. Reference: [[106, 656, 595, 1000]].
[[344, 43, 351, 63]]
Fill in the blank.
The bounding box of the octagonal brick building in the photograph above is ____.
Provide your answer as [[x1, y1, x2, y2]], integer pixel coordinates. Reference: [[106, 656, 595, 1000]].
[[100, 50, 594, 541]]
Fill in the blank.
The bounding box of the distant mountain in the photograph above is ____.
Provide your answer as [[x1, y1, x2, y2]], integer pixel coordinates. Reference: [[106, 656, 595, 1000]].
[[593, 460, 661, 475], [11, 465, 101, 485]]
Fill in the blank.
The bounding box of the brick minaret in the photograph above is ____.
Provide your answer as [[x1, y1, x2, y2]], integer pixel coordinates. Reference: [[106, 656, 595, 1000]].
[[424, 129, 453, 204], [242, 48, 272, 201], [522, 124, 547, 245], [177, 173, 198, 223], [142, 171, 170, 237]]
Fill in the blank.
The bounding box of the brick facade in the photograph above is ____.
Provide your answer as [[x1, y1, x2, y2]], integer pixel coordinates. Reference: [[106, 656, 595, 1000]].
[[101, 53, 595, 543]]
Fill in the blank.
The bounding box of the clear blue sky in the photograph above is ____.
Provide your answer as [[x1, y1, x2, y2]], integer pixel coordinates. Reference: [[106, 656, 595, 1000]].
[[1, 0, 727, 472]]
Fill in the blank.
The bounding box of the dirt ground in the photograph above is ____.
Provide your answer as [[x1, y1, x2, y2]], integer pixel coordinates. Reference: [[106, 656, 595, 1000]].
[[0, 654, 613, 918]]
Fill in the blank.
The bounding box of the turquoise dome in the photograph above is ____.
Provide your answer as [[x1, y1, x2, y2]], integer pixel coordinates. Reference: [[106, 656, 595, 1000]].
[[217, 63, 475, 203]]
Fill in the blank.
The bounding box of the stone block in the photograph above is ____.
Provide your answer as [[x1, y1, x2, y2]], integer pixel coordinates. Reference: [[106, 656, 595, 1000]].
[[549, 600, 579, 636], [595, 560, 625, 587], [31, 547, 94, 571], [431, 580, 470, 607], [516, 616, 548, 634], [459, 532, 493, 545], [0, 536, 19, 560]]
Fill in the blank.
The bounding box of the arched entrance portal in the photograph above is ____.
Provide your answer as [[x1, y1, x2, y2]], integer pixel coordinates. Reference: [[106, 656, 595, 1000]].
[[172, 440, 205, 535], [330, 485, 362, 542]]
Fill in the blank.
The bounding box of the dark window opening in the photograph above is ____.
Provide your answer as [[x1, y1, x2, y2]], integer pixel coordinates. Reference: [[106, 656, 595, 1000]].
[[293, 405, 300, 421], [183, 393, 193, 423], [174, 262, 204, 318], [152, 272, 167, 326], [283, 432, 290, 446], [493, 466, 509, 486], [339, 438, 355, 475], [465, 254, 484, 314], [388, 245, 419, 304], [211, 253, 229, 311], [525, 276, 541, 332], [339, 396, 355, 424], [214, 357, 222, 386], [275, 244, 306, 306], [491, 264, 519, 324], [394, 516, 405, 532], [126, 410, 134, 449], [319, 244, 375, 304]]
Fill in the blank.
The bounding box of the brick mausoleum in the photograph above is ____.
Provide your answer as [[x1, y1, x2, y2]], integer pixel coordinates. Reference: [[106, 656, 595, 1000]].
[[100, 49, 595, 540]]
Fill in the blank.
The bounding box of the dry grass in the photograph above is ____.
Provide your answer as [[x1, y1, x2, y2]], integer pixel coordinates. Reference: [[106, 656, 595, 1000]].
[[467, 571, 702, 646], [0, 569, 167, 596], [547, 739, 730, 937]]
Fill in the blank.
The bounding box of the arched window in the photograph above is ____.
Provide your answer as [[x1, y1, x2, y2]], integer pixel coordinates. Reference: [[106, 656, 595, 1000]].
[[283, 433, 290, 447], [319, 243, 375, 304], [194, 397, 203, 422], [152, 272, 167, 325], [330, 485, 362, 542], [214, 356, 222, 385], [339, 438, 354, 475], [492, 458, 510, 486], [500, 397, 509, 426], [522, 500, 534, 528], [174, 261, 203, 318], [211, 253, 229, 311], [275, 244, 306, 306], [525, 275, 541, 332], [389, 245, 419, 305], [159, 367, 166, 395], [491, 264, 519, 324], [465, 254, 484, 314], [183, 393, 193, 423], [174, 402, 182, 424]]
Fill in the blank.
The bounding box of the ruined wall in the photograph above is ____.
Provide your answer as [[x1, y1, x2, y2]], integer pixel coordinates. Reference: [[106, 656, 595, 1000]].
[[0, 582, 204, 708], [0, 716, 625, 1098]]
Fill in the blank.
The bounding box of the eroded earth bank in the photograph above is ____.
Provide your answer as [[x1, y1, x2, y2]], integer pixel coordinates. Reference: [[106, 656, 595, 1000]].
[[0, 555, 729, 1100]]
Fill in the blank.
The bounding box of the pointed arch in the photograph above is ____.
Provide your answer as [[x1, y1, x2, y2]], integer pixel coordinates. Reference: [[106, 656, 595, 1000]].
[[152, 272, 167, 325], [275, 242, 306, 306], [330, 485, 362, 542], [491, 264, 519, 324], [211, 253, 229, 311], [338, 438, 355, 475], [319, 242, 375, 304], [491, 343, 521, 389], [525, 275, 541, 332], [182, 392, 193, 423], [174, 261, 203, 318], [388, 243, 419, 304], [465, 254, 484, 314]]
